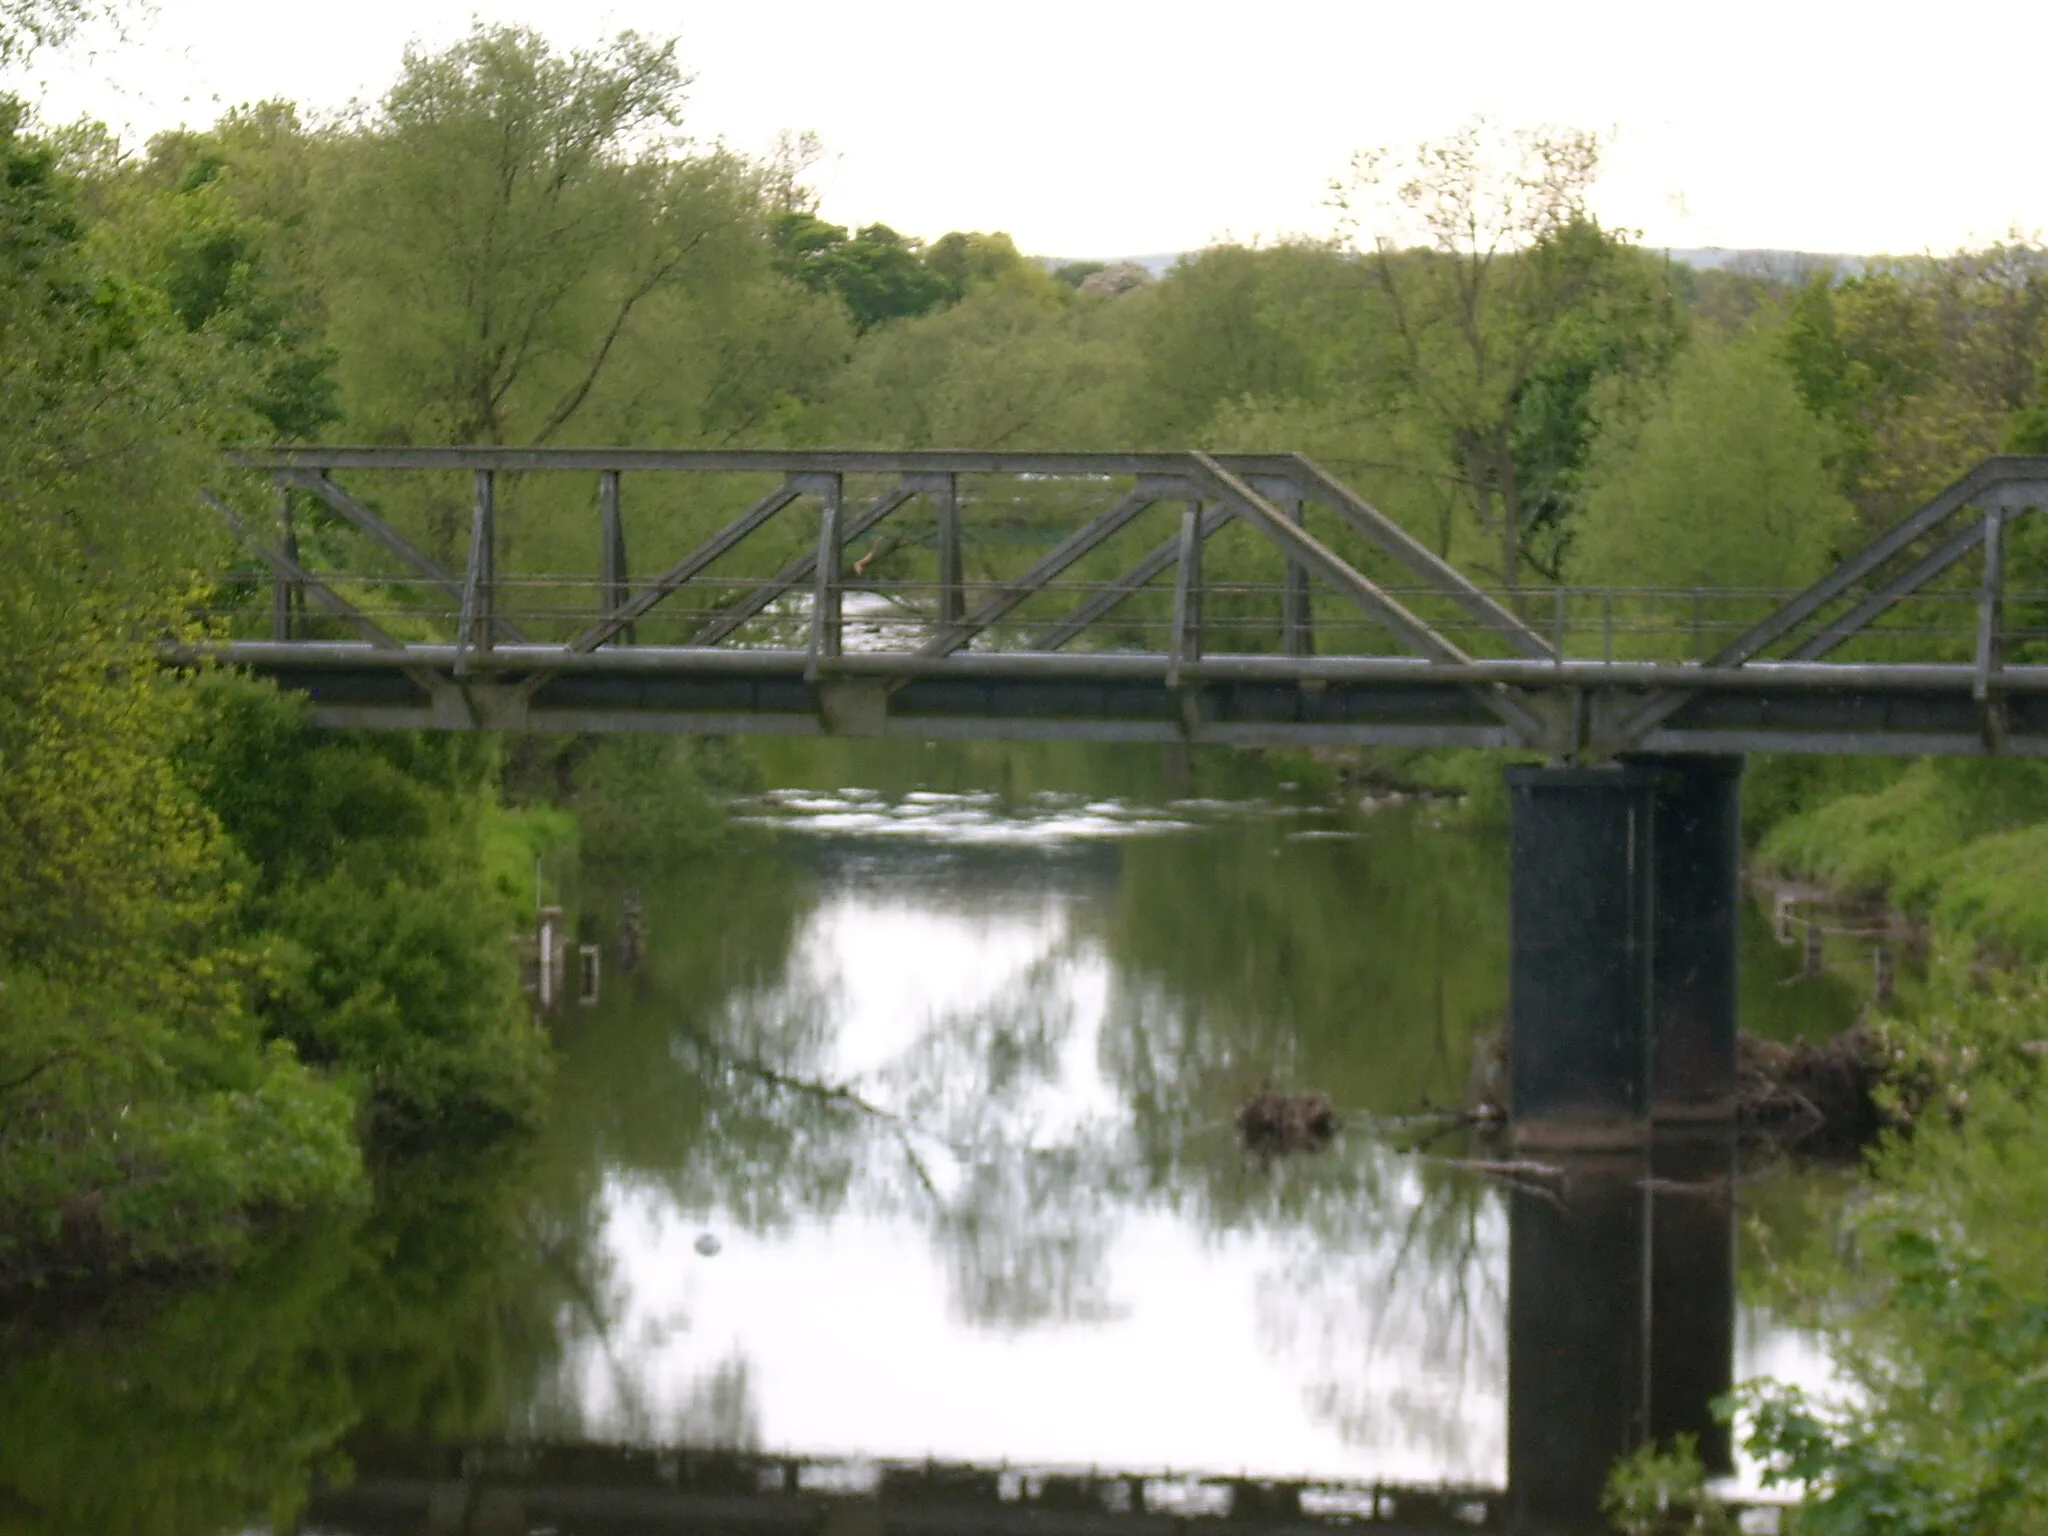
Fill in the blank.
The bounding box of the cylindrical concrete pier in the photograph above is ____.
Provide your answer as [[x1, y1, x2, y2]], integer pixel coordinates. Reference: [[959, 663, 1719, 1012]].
[[1505, 766, 1658, 1148], [1632, 754, 1744, 1122]]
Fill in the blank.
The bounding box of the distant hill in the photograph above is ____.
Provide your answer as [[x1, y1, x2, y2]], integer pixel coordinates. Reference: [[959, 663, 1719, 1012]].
[[1037, 253, 1184, 277], [1663, 248, 1867, 277], [1038, 248, 1868, 279]]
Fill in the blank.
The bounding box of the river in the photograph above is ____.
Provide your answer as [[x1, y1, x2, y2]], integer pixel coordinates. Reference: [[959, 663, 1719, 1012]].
[[0, 743, 1870, 1534]]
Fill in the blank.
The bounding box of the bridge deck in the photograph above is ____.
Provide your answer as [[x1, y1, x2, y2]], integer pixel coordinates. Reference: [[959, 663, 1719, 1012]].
[[196, 448, 2048, 759]]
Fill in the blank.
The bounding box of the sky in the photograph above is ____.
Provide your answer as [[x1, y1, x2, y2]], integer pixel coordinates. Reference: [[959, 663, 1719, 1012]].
[[12, 0, 2048, 260]]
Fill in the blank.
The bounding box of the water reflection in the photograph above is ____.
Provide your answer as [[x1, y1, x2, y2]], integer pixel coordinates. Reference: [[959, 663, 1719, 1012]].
[[0, 768, 1863, 1534]]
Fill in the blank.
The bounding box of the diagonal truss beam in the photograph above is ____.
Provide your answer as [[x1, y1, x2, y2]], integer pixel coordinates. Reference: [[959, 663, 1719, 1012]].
[[205, 490, 466, 718], [1183, 454, 1545, 743], [1278, 454, 1554, 659], [284, 469, 530, 643], [691, 484, 917, 647], [207, 492, 404, 650], [912, 483, 1168, 660], [1786, 520, 1987, 661], [567, 479, 805, 652], [1184, 454, 1468, 664], [1605, 457, 2048, 749], [1030, 503, 1235, 651]]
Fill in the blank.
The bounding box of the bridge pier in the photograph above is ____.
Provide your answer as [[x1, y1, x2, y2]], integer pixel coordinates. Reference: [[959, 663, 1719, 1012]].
[[1507, 1135, 1737, 1527], [1505, 755, 1743, 1147], [1634, 753, 1743, 1123], [1505, 766, 1658, 1148]]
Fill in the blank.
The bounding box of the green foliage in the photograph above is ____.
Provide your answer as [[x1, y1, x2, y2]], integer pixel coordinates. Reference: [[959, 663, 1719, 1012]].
[[1783, 248, 2048, 530], [1739, 957, 2048, 1534], [1760, 759, 2048, 957], [1603, 1436, 1736, 1535], [1575, 322, 1853, 593], [1334, 124, 1686, 588], [570, 735, 743, 869], [0, 1143, 580, 1535], [771, 214, 951, 332], [178, 676, 549, 1141]]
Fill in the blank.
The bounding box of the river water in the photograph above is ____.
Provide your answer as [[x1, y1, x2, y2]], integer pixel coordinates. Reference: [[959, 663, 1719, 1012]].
[[0, 745, 1869, 1534]]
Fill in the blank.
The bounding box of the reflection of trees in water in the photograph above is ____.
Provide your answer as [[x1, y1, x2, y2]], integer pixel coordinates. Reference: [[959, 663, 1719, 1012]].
[[880, 948, 1134, 1328], [540, 816, 1520, 1462], [521, 1345, 761, 1453], [1096, 815, 1510, 1119], [0, 1147, 594, 1536], [1261, 1173, 1507, 1478]]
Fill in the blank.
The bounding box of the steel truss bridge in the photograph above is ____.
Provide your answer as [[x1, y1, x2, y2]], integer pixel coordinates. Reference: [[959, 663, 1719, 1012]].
[[194, 448, 2048, 759]]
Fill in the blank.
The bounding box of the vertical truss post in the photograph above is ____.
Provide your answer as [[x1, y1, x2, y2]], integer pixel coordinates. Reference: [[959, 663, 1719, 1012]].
[[1276, 483, 1312, 657], [1976, 506, 2007, 749], [1167, 498, 1204, 688], [806, 474, 844, 681], [458, 469, 495, 670], [934, 473, 963, 627], [599, 470, 632, 645], [273, 485, 300, 641]]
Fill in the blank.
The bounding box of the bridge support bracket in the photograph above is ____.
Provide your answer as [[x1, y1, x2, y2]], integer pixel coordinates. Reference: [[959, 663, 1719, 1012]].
[[817, 678, 889, 737]]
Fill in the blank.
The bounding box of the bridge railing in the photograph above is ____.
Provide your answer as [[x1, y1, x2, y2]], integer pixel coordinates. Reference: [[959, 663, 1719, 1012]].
[[192, 564, 2048, 666]]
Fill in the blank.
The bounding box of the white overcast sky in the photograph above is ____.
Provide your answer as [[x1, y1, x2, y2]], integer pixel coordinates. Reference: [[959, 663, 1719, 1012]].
[[12, 0, 2046, 259]]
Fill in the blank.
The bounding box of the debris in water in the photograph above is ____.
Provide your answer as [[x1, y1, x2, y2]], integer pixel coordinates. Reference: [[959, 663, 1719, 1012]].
[[1738, 1025, 1889, 1153], [694, 1233, 722, 1257], [1237, 1088, 1339, 1158]]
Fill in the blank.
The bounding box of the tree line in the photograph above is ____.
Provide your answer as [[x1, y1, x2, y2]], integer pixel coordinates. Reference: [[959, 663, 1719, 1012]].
[[5, 18, 2048, 1523]]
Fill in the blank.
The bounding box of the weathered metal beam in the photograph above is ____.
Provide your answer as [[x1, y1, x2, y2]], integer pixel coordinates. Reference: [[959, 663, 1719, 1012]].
[[1978, 507, 2008, 749], [283, 470, 463, 609], [206, 493, 406, 651], [272, 486, 298, 642], [1719, 459, 2048, 666], [1184, 454, 1465, 664], [565, 479, 803, 653], [1259, 478, 1313, 658], [236, 447, 1202, 477], [599, 470, 631, 644], [204, 492, 464, 721], [1278, 453, 1555, 659], [1029, 503, 1234, 651], [455, 470, 495, 673], [1183, 453, 1549, 747], [931, 472, 964, 627], [1786, 519, 1986, 661], [805, 474, 844, 682], [913, 484, 1164, 660], [693, 482, 915, 647], [1602, 456, 2048, 751], [194, 639, 2048, 694], [1165, 500, 1204, 689]]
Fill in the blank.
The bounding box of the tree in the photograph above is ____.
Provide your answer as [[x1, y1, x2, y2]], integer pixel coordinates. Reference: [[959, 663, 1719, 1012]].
[[1783, 243, 2048, 530], [1333, 121, 1683, 595], [1574, 323, 1851, 598], [768, 213, 951, 332], [319, 25, 759, 449]]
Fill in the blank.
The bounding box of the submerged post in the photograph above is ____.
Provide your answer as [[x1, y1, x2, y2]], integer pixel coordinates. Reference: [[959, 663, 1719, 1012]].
[[1505, 766, 1657, 1148], [1633, 754, 1743, 1123]]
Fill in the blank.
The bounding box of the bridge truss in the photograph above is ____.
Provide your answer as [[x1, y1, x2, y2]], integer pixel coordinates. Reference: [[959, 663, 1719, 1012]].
[[193, 448, 2048, 759]]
